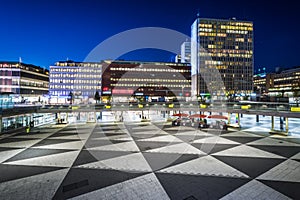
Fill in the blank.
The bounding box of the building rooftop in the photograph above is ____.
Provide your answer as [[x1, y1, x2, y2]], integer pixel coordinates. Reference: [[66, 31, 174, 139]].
[[103, 60, 191, 66], [197, 17, 253, 24], [0, 61, 49, 74], [52, 60, 191, 67]]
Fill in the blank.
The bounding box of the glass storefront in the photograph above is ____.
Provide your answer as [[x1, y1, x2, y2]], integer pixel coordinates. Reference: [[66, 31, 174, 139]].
[[1, 113, 55, 133]]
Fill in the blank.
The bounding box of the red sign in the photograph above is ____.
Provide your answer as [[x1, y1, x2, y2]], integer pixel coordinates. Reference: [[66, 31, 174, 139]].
[[112, 89, 134, 94]]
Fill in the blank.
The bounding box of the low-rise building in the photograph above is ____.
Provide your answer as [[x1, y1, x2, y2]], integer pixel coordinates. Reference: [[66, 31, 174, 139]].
[[49, 60, 102, 104], [0, 61, 49, 103], [253, 66, 300, 102], [101, 60, 191, 103]]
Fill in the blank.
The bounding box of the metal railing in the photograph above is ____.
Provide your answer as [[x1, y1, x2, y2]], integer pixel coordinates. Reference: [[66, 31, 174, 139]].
[[1, 101, 299, 118]]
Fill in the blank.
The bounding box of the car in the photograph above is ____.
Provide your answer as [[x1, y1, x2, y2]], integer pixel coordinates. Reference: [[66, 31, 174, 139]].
[[172, 117, 192, 126], [180, 117, 192, 126], [172, 118, 181, 126], [210, 120, 228, 130], [194, 119, 209, 128]]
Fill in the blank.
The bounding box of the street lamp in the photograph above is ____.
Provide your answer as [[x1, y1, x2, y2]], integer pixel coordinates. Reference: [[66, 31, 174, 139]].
[[31, 90, 35, 104]]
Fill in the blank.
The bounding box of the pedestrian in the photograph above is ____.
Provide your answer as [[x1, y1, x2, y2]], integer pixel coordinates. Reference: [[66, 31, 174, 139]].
[[26, 126, 30, 133]]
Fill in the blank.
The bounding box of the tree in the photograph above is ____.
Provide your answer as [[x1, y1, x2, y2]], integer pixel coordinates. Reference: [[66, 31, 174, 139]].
[[94, 91, 100, 104]]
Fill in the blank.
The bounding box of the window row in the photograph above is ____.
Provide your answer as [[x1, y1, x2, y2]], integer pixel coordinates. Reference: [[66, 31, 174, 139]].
[[110, 68, 190, 73]]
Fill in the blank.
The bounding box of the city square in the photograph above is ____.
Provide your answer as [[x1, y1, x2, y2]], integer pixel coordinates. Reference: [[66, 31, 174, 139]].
[[0, 115, 299, 199], [1, 0, 300, 199]]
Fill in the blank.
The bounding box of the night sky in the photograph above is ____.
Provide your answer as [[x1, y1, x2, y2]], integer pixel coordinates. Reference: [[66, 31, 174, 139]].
[[0, 0, 299, 72]]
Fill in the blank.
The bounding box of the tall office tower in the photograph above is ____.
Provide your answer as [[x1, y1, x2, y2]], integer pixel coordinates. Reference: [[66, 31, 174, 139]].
[[191, 17, 253, 99], [180, 41, 191, 63]]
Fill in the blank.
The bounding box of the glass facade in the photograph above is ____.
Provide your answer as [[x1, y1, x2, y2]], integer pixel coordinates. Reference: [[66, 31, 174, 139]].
[[101, 60, 191, 101], [181, 41, 191, 63], [191, 18, 254, 96], [0, 62, 49, 95], [49, 61, 102, 102], [263, 68, 300, 97]]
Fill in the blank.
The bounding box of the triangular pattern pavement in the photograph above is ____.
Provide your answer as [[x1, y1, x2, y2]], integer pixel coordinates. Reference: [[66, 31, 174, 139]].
[[137, 135, 183, 143], [192, 136, 240, 144], [4, 150, 81, 167], [31, 140, 84, 150], [155, 172, 250, 200], [70, 173, 170, 200], [5, 148, 75, 162], [53, 167, 146, 199], [247, 137, 300, 146], [212, 144, 285, 159], [291, 152, 300, 160], [220, 179, 292, 200], [0, 148, 25, 163], [0, 164, 65, 183], [142, 152, 200, 171], [222, 130, 264, 137], [76, 152, 152, 172], [159, 155, 249, 178], [72, 150, 132, 167], [213, 155, 285, 178], [0, 121, 297, 199], [0, 139, 41, 148], [0, 168, 69, 200], [146, 142, 206, 155], [87, 141, 140, 152], [257, 159, 300, 183]]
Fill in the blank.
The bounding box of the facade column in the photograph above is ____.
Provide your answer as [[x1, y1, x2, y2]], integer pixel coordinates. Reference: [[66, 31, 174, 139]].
[[99, 111, 102, 120], [285, 117, 289, 133], [15, 116, 18, 129], [271, 116, 274, 131], [0, 115, 2, 134], [227, 113, 231, 125], [57, 112, 61, 124], [66, 113, 69, 124], [280, 117, 284, 130]]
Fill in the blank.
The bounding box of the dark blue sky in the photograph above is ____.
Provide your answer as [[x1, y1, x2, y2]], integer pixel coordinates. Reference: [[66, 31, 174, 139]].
[[0, 0, 299, 72]]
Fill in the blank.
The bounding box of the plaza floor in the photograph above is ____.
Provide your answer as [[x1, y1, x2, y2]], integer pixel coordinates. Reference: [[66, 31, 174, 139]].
[[0, 121, 300, 200]]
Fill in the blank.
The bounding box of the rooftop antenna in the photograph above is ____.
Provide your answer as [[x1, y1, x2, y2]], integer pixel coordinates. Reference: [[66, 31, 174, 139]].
[[196, 10, 200, 18]]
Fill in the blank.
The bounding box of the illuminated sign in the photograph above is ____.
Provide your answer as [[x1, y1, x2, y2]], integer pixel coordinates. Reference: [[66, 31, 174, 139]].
[[291, 107, 300, 112], [102, 91, 111, 94], [168, 104, 174, 108], [112, 89, 134, 94], [200, 104, 207, 108]]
